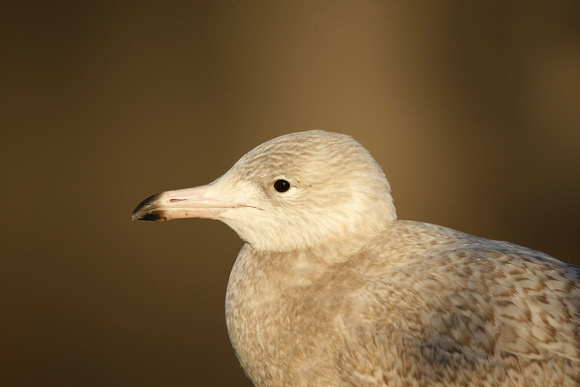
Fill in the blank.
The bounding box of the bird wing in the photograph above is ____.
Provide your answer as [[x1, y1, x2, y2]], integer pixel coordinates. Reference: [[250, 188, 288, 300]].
[[335, 246, 580, 386]]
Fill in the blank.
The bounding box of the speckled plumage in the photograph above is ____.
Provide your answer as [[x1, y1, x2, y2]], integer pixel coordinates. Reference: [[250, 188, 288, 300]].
[[133, 130, 580, 386]]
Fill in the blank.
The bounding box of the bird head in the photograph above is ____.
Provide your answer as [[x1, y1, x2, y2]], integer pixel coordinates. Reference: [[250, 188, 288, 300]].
[[132, 130, 397, 252]]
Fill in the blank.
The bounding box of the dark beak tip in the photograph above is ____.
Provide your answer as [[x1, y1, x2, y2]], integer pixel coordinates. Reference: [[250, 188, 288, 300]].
[[132, 193, 164, 222], [132, 211, 165, 222]]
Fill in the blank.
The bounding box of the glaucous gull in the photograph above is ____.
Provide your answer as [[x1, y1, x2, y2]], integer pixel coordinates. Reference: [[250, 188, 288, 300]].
[[132, 130, 580, 386]]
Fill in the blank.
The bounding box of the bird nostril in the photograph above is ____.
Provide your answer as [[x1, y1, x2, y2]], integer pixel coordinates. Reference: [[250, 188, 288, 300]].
[[170, 198, 187, 203]]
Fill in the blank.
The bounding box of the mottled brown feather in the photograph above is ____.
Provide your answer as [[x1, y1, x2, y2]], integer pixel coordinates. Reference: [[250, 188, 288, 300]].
[[138, 130, 580, 386]]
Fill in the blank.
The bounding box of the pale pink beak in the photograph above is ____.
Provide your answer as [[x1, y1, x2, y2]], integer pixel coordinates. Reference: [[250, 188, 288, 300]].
[[132, 184, 239, 222]]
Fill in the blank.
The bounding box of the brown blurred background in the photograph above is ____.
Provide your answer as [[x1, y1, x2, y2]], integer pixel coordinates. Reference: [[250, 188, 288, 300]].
[[1, 1, 579, 386]]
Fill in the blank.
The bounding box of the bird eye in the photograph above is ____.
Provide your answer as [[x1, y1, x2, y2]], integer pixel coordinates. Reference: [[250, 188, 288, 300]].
[[273, 179, 291, 193]]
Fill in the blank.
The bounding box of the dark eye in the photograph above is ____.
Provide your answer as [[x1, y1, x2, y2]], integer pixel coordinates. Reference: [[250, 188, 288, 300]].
[[273, 179, 291, 193]]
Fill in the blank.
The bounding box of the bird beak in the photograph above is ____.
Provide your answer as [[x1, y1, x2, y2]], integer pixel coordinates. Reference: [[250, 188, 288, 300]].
[[132, 184, 238, 222]]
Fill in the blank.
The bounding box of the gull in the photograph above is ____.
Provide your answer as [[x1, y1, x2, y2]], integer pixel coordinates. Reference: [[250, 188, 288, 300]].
[[132, 130, 580, 386]]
